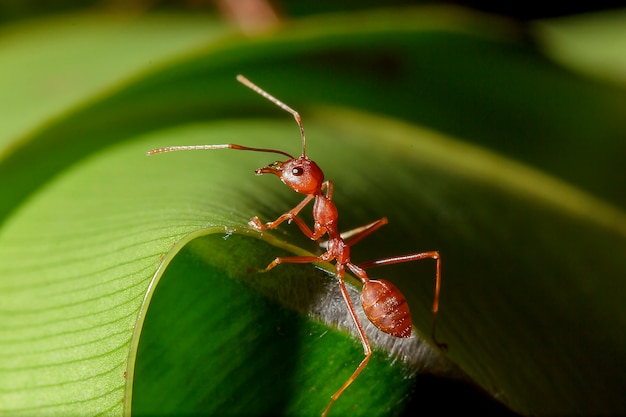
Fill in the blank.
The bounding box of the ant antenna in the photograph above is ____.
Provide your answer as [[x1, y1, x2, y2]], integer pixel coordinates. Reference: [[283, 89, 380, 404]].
[[237, 74, 307, 157], [146, 143, 294, 159]]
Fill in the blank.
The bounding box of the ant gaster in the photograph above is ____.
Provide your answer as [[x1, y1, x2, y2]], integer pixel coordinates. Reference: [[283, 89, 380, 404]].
[[148, 75, 446, 417]]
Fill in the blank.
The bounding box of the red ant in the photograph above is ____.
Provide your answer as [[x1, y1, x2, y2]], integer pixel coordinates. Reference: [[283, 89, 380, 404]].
[[148, 75, 446, 417]]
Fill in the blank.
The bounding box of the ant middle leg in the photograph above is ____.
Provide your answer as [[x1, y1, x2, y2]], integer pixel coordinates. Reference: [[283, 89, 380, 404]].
[[343, 217, 388, 247], [319, 217, 388, 250]]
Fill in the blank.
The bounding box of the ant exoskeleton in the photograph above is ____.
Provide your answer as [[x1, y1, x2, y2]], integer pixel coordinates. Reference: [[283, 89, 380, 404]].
[[148, 75, 445, 417]]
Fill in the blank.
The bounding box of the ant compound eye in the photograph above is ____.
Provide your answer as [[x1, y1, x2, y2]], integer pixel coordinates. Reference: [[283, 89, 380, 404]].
[[280, 157, 323, 194]]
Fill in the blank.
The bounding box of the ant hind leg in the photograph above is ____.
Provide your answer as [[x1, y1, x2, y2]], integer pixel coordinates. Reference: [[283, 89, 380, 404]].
[[358, 251, 447, 350]]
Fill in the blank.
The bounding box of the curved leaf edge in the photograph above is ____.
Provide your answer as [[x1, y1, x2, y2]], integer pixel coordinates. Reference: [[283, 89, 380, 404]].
[[123, 225, 457, 416]]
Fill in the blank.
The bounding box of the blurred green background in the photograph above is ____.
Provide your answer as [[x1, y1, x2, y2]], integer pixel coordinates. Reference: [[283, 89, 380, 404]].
[[0, 1, 625, 417]]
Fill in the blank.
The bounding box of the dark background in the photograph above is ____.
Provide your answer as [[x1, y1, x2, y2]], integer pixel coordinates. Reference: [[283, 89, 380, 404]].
[[0, 0, 623, 25]]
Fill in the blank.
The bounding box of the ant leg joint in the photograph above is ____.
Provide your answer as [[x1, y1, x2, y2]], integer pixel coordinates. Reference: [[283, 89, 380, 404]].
[[264, 258, 281, 272], [248, 216, 265, 230]]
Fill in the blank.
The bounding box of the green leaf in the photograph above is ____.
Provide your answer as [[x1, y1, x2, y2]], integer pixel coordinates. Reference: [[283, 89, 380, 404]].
[[1, 6, 626, 417], [0, 12, 228, 149], [3, 110, 626, 415], [129, 232, 437, 416], [0, 120, 453, 417]]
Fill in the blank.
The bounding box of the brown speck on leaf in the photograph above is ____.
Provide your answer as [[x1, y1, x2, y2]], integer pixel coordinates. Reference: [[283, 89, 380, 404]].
[[214, 0, 280, 34]]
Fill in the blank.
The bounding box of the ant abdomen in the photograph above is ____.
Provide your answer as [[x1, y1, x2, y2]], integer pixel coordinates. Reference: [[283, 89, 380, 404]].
[[361, 280, 412, 338]]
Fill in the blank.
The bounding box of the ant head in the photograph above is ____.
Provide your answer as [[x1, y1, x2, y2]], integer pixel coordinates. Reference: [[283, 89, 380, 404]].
[[256, 156, 324, 195]]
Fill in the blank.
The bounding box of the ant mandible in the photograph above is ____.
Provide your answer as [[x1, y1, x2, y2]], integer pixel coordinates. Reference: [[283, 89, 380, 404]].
[[148, 75, 446, 417]]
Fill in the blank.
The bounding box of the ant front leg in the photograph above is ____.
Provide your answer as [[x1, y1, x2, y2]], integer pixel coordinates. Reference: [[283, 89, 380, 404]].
[[253, 181, 333, 240], [249, 194, 316, 238], [359, 251, 447, 350]]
